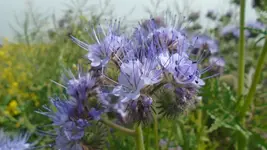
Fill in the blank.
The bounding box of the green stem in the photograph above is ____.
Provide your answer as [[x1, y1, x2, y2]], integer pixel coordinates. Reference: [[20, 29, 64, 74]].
[[100, 118, 135, 136], [135, 124, 145, 150], [236, 130, 248, 150], [153, 114, 159, 150], [237, 0, 246, 98], [240, 35, 267, 119]]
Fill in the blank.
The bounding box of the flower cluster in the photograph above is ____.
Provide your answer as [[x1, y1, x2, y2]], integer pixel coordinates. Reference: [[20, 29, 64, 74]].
[[220, 21, 266, 39], [69, 18, 220, 120], [40, 17, 220, 149], [38, 70, 103, 149], [0, 129, 31, 150]]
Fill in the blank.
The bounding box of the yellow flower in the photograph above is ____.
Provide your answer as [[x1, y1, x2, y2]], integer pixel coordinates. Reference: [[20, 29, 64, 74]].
[[12, 82, 18, 88], [8, 82, 19, 95], [6, 100, 20, 116]]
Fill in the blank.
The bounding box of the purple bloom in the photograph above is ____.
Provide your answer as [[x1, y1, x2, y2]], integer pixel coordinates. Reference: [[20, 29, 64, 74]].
[[246, 21, 265, 30], [192, 35, 219, 54], [148, 27, 190, 53], [55, 129, 83, 150], [66, 71, 96, 113], [97, 89, 128, 118], [69, 21, 127, 68], [0, 130, 31, 150], [63, 121, 85, 141], [220, 25, 250, 38], [87, 34, 127, 67], [209, 56, 225, 67], [88, 108, 102, 120], [113, 58, 162, 102], [246, 21, 266, 38], [172, 54, 205, 86], [159, 51, 204, 86], [38, 97, 95, 150], [113, 60, 145, 102], [37, 98, 76, 126]]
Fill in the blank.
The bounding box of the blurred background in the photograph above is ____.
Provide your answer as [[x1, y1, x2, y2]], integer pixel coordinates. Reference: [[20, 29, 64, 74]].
[[1, 0, 267, 149], [0, 0, 258, 41]]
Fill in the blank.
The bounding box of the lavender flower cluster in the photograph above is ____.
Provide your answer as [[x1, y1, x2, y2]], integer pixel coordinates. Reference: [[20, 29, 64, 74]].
[[0, 130, 30, 150], [38, 17, 222, 149], [220, 21, 266, 39]]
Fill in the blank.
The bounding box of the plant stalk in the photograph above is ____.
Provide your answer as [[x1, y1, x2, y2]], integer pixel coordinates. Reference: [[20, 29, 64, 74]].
[[154, 114, 159, 150], [100, 118, 136, 136], [240, 35, 267, 119], [237, 0, 246, 98], [135, 124, 145, 150]]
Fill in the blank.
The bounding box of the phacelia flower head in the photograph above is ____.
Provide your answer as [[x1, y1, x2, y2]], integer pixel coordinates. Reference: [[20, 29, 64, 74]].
[[38, 96, 102, 150], [66, 16, 218, 126], [208, 56, 225, 74], [246, 21, 266, 38], [220, 25, 250, 39], [97, 88, 128, 118], [87, 34, 127, 67], [64, 70, 96, 114], [192, 34, 219, 54], [69, 21, 128, 68], [246, 21, 266, 30], [112, 44, 163, 102], [209, 56, 225, 67], [0, 130, 31, 150], [38, 98, 76, 126], [148, 27, 190, 53]]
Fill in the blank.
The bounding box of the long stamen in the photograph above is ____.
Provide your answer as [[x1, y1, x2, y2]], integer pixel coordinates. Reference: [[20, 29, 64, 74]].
[[202, 73, 221, 80], [50, 80, 67, 89], [68, 34, 90, 51]]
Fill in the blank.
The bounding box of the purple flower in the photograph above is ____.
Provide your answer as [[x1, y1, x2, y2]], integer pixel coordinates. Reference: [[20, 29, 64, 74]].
[[148, 27, 190, 53], [133, 18, 165, 43], [66, 71, 96, 113], [63, 121, 85, 141], [246, 21, 266, 38], [246, 21, 265, 30], [87, 34, 127, 67], [113, 58, 162, 102], [220, 25, 250, 38], [172, 54, 204, 86], [113, 60, 145, 102], [97, 89, 128, 118], [69, 21, 127, 68], [55, 129, 83, 150], [37, 98, 76, 126], [0, 130, 31, 150], [38, 98, 94, 150], [88, 108, 102, 121], [192, 35, 219, 54], [159, 52, 205, 86], [209, 56, 225, 67]]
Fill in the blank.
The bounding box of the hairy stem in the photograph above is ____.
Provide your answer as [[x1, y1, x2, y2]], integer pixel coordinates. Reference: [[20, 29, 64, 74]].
[[135, 124, 145, 150], [240, 35, 267, 120], [153, 114, 159, 150], [100, 118, 135, 136], [237, 0, 246, 98]]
